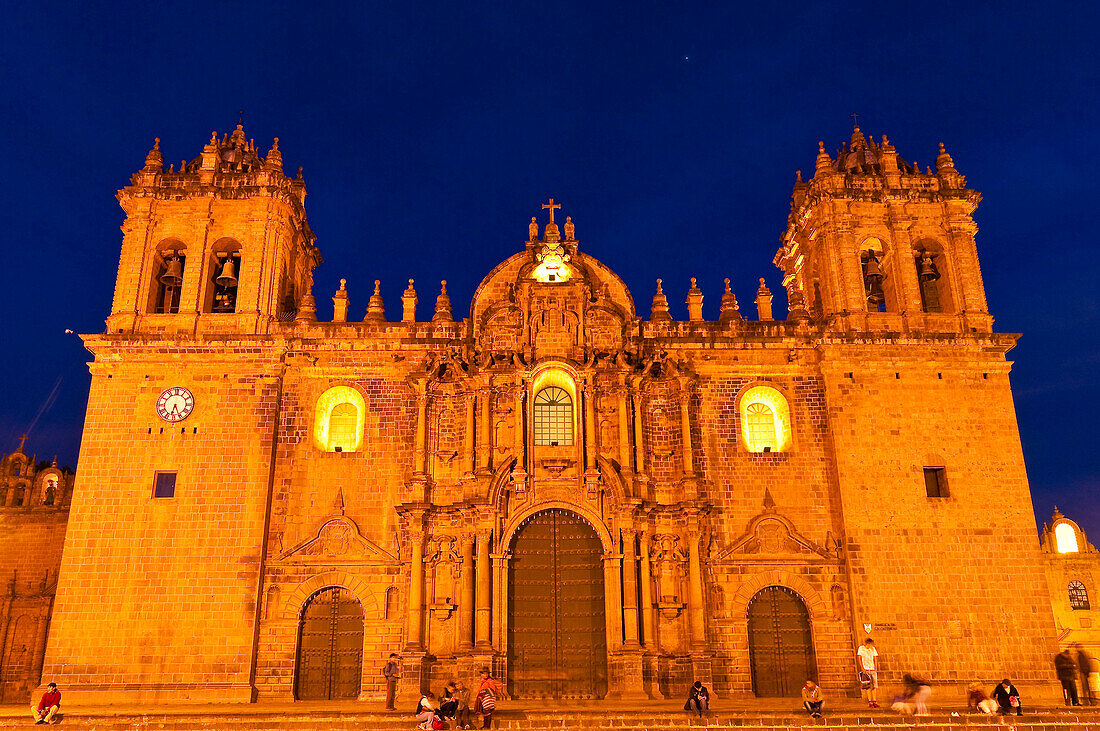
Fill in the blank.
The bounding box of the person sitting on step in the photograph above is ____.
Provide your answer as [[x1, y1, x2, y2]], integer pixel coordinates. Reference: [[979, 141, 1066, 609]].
[[801, 680, 824, 718], [684, 680, 710, 717]]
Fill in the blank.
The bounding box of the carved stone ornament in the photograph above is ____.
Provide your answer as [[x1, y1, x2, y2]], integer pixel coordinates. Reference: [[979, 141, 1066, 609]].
[[711, 514, 830, 562], [278, 517, 399, 565]]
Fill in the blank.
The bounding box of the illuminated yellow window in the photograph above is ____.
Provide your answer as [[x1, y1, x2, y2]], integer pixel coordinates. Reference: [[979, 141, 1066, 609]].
[[739, 385, 792, 453], [534, 386, 573, 446], [314, 386, 365, 453], [745, 402, 778, 452], [328, 403, 357, 452], [1056, 523, 1080, 553]]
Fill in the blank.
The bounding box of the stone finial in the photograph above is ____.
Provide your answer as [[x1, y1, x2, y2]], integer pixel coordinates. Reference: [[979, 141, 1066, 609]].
[[935, 142, 957, 173], [332, 279, 349, 323], [719, 278, 742, 325], [685, 277, 704, 322], [879, 134, 899, 175], [755, 278, 774, 321], [815, 141, 833, 174], [650, 279, 672, 322], [564, 216, 575, 241], [528, 216, 539, 242], [143, 138, 163, 171], [786, 285, 810, 322], [1053, 506, 1064, 520], [265, 137, 283, 173], [296, 291, 317, 323], [365, 280, 386, 323], [401, 278, 418, 322], [432, 280, 454, 323], [850, 125, 866, 149], [795, 170, 802, 183]]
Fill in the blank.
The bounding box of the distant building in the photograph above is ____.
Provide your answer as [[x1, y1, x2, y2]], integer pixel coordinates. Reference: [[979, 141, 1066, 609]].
[[0, 438, 73, 702], [1042, 509, 1100, 653], [37, 123, 1062, 703]]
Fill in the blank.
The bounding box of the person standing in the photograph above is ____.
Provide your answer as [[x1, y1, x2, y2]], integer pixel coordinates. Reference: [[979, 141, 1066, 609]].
[[991, 678, 1022, 716], [684, 680, 710, 717], [454, 680, 473, 730], [801, 680, 824, 718], [857, 638, 879, 708], [31, 683, 61, 725], [1056, 648, 1081, 706], [473, 666, 502, 730], [383, 653, 400, 710], [1076, 645, 1095, 706]]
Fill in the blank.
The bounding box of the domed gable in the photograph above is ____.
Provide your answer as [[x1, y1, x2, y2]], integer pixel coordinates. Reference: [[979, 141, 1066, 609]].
[[471, 250, 636, 327], [469, 207, 637, 360]]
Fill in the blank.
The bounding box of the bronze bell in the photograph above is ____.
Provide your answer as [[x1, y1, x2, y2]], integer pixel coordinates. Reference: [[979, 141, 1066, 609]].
[[215, 257, 238, 287], [918, 254, 940, 281], [863, 252, 885, 305], [863, 254, 883, 282], [159, 256, 183, 287]]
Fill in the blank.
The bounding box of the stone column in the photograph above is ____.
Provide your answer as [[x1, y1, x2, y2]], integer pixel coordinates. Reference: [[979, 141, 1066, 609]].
[[686, 528, 706, 649], [459, 535, 475, 650], [413, 390, 429, 476], [464, 392, 476, 475], [477, 388, 492, 473], [631, 387, 646, 474], [405, 525, 425, 652], [512, 383, 528, 490], [678, 380, 694, 476], [621, 529, 641, 648], [602, 552, 623, 652], [638, 533, 657, 650], [475, 532, 492, 648], [617, 384, 632, 471], [584, 382, 597, 470]]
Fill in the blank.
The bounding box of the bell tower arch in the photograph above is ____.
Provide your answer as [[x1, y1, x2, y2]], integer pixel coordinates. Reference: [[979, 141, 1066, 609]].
[[108, 127, 320, 336]]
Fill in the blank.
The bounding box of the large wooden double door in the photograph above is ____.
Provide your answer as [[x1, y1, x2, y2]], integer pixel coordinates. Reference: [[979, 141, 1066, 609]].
[[295, 586, 364, 700], [508, 510, 607, 699], [747, 585, 817, 697]]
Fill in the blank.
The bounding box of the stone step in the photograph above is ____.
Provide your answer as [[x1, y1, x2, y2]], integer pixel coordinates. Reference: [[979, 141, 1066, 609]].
[[4, 712, 1100, 731]]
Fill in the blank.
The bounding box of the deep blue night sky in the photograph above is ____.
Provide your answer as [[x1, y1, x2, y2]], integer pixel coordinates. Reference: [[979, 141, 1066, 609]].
[[1, 3, 1097, 537]]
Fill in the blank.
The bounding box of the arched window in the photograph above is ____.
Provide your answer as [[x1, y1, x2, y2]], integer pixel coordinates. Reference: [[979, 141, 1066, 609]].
[[313, 386, 366, 453], [328, 403, 358, 452], [205, 239, 242, 313], [1056, 523, 1081, 553], [913, 240, 955, 314], [534, 386, 573, 446], [148, 241, 186, 314], [739, 385, 793, 453], [859, 238, 892, 313], [745, 403, 778, 452], [1069, 581, 1090, 610]]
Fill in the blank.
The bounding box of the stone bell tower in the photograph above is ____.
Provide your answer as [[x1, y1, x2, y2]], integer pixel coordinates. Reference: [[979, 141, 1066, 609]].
[[775, 125, 992, 334], [106, 125, 320, 336]]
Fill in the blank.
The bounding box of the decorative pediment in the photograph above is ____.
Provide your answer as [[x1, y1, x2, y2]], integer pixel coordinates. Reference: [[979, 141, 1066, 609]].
[[278, 516, 398, 565], [712, 513, 830, 562]]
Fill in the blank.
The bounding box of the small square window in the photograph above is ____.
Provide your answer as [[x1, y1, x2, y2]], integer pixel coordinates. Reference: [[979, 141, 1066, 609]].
[[923, 467, 948, 498], [153, 471, 177, 498]]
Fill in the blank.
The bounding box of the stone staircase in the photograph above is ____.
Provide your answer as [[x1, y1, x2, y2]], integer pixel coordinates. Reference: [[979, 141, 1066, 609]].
[[3, 708, 1100, 730]]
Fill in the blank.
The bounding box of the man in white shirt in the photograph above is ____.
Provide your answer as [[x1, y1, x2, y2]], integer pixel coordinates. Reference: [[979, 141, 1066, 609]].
[[857, 638, 880, 708]]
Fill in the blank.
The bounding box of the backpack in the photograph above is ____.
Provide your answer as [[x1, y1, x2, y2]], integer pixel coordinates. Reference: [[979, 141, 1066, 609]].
[[431, 717, 447, 730], [479, 690, 497, 712]]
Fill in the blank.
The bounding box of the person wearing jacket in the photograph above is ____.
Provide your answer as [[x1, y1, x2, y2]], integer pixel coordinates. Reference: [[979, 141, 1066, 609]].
[[414, 691, 437, 730], [1056, 649, 1081, 706], [684, 681, 710, 717], [991, 678, 1023, 716]]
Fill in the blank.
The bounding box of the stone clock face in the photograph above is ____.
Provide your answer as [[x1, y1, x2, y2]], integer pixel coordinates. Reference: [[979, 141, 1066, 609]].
[[156, 386, 195, 422]]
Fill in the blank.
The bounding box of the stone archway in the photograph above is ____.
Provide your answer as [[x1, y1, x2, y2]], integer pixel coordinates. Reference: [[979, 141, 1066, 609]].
[[507, 509, 608, 699], [295, 586, 364, 700], [747, 585, 817, 697]]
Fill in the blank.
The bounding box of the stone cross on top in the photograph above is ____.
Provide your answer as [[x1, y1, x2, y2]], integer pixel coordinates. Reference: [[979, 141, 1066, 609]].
[[542, 198, 561, 224]]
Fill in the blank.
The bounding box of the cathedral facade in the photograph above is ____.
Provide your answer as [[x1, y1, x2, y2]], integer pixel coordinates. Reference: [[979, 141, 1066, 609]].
[[41, 124, 1060, 703]]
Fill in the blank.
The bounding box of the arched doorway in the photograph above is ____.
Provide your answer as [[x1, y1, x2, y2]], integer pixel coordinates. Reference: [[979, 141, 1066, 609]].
[[508, 509, 607, 698], [747, 585, 817, 697], [295, 586, 364, 700]]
